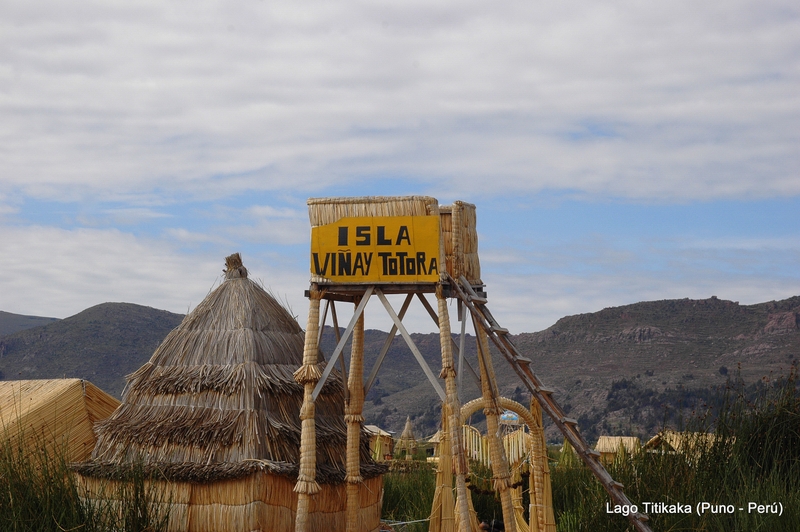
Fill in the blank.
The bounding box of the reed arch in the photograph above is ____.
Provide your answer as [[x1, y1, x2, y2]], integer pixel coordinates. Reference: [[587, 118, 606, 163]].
[[460, 397, 556, 532]]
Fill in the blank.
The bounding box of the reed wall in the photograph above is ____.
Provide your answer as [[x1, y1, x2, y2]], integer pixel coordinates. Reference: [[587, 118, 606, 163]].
[[77, 472, 383, 532]]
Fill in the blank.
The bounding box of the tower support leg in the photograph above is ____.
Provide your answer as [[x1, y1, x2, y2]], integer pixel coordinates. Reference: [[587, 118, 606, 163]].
[[436, 286, 472, 531], [345, 307, 365, 532], [293, 287, 323, 532], [475, 325, 517, 532]]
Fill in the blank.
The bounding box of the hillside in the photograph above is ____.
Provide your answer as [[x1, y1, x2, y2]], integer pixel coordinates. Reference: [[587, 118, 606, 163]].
[[0, 311, 59, 336], [0, 303, 184, 396], [510, 295, 800, 441], [1, 295, 797, 443], [322, 295, 800, 441]]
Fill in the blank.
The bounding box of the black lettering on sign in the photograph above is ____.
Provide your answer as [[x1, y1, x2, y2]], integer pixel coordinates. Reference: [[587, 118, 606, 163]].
[[317, 250, 433, 279], [312, 253, 330, 275], [338, 252, 351, 276], [428, 257, 438, 275], [352, 252, 373, 275], [396, 252, 408, 275], [416, 252, 427, 275], [338, 227, 348, 246], [355, 226, 370, 246], [378, 252, 390, 274], [377, 226, 392, 245], [405, 256, 416, 275], [396, 226, 411, 245]]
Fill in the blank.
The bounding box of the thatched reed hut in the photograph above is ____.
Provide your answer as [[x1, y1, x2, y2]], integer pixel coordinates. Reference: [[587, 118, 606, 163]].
[[643, 430, 718, 457], [594, 436, 641, 463], [364, 425, 393, 461], [74, 254, 385, 532], [0, 379, 119, 461], [395, 416, 418, 459]]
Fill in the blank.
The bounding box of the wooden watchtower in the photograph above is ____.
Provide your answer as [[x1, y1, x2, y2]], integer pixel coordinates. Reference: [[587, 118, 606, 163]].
[[292, 196, 653, 532]]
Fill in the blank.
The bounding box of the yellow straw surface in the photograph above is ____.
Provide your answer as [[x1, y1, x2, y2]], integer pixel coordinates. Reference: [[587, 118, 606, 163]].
[[77, 472, 384, 532], [0, 379, 119, 462], [307, 196, 440, 227]]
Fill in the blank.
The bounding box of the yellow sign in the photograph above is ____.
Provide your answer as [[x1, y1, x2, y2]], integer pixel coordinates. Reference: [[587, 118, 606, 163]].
[[310, 215, 440, 283]]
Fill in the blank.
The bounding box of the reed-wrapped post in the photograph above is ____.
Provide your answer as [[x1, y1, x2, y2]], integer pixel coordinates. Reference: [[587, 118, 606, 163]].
[[436, 286, 472, 531], [475, 326, 517, 532], [293, 286, 323, 532], [429, 408, 455, 532], [345, 306, 365, 532], [530, 397, 556, 532]]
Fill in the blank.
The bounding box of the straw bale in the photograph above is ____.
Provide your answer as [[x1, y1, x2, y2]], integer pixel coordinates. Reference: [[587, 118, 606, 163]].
[[440, 201, 481, 284], [307, 196, 439, 226], [0, 379, 119, 462]]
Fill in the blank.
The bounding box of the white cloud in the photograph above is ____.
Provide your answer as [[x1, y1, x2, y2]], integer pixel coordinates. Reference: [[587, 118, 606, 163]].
[[485, 270, 800, 335], [0, 0, 796, 202], [1, 0, 798, 336], [0, 222, 317, 329], [164, 227, 228, 246], [0, 224, 219, 318]]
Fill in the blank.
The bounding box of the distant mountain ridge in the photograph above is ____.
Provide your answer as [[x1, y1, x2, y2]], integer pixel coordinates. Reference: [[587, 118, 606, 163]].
[[0, 303, 183, 396], [0, 311, 59, 336], [1, 295, 797, 442]]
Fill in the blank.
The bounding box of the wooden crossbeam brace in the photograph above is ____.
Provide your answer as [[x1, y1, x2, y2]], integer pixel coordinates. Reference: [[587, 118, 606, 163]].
[[329, 300, 350, 402], [416, 292, 482, 390], [458, 299, 467, 404], [312, 286, 373, 401], [375, 289, 446, 402], [316, 299, 330, 358], [363, 293, 414, 396]]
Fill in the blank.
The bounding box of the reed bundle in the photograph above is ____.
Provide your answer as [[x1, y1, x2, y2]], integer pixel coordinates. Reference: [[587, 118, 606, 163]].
[[0, 379, 119, 462], [77, 473, 384, 532], [307, 196, 440, 227], [439, 201, 481, 284]]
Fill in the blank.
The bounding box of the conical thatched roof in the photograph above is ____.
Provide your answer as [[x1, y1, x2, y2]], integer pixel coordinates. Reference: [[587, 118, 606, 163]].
[[75, 254, 383, 484], [399, 416, 416, 442], [395, 416, 418, 457]]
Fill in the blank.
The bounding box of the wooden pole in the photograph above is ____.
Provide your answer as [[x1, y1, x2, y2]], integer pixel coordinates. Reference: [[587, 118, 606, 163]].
[[436, 286, 472, 531], [345, 302, 365, 532], [293, 286, 323, 532]]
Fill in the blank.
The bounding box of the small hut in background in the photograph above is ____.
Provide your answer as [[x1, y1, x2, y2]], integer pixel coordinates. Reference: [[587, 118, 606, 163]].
[[643, 430, 718, 457], [364, 425, 393, 461], [0, 379, 119, 462], [594, 436, 641, 463], [74, 254, 385, 532], [395, 416, 418, 460]]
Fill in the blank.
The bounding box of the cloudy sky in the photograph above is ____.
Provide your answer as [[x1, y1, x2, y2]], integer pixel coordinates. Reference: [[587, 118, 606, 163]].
[[1, 0, 798, 333]]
